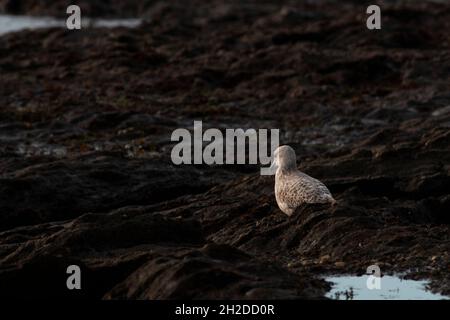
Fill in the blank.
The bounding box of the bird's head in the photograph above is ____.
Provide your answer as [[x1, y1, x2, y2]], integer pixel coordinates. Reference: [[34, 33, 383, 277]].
[[271, 145, 297, 172]]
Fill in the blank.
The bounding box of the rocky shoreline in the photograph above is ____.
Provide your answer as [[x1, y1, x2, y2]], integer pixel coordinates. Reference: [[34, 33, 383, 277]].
[[0, 1, 449, 299]]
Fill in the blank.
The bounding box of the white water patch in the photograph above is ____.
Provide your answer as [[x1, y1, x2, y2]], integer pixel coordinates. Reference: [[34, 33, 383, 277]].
[[0, 14, 141, 36], [325, 275, 449, 300], [16, 142, 67, 158]]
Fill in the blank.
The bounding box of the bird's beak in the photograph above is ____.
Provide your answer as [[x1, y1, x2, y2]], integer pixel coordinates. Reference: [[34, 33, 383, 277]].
[[269, 157, 278, 172]]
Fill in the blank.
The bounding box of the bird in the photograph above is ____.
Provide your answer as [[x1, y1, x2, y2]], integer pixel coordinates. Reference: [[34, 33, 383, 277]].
[[271, 145, 336, 216]]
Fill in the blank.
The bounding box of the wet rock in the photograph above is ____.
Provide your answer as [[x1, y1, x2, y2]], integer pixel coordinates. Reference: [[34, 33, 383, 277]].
[[0, 0, 449, 299], [0, 212, 326, 299], [0, 155, 238, 231], [105, 243, 326, 299], [1, 0, 22, 14]]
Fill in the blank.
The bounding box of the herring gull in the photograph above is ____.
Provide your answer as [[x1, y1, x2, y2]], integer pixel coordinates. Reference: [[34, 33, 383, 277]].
[[271, 145, 336, 216]]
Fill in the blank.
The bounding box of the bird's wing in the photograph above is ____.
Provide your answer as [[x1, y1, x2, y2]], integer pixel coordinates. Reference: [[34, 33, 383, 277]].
[[278, 172, 332, 207]]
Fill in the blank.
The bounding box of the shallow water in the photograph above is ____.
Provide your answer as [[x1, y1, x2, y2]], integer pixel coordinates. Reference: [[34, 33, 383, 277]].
[[0, 14, 141, 36], [325, 275, 449, 300], [16, 142, 67, 158]]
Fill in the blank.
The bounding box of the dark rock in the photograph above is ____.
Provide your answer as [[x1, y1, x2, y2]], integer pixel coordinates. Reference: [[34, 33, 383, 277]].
[[0, 0, 449, 299]]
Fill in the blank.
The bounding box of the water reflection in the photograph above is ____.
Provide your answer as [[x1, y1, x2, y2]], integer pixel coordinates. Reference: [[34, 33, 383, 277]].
[[0, 14, 141, 35], [325, 275, 449, 300]]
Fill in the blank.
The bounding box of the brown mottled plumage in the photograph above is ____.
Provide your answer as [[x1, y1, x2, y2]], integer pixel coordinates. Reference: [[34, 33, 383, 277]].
[[272, 145, 335, 216]]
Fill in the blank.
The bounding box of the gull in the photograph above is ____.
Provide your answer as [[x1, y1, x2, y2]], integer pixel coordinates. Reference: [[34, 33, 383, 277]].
[[271, 145, 336, 216]]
